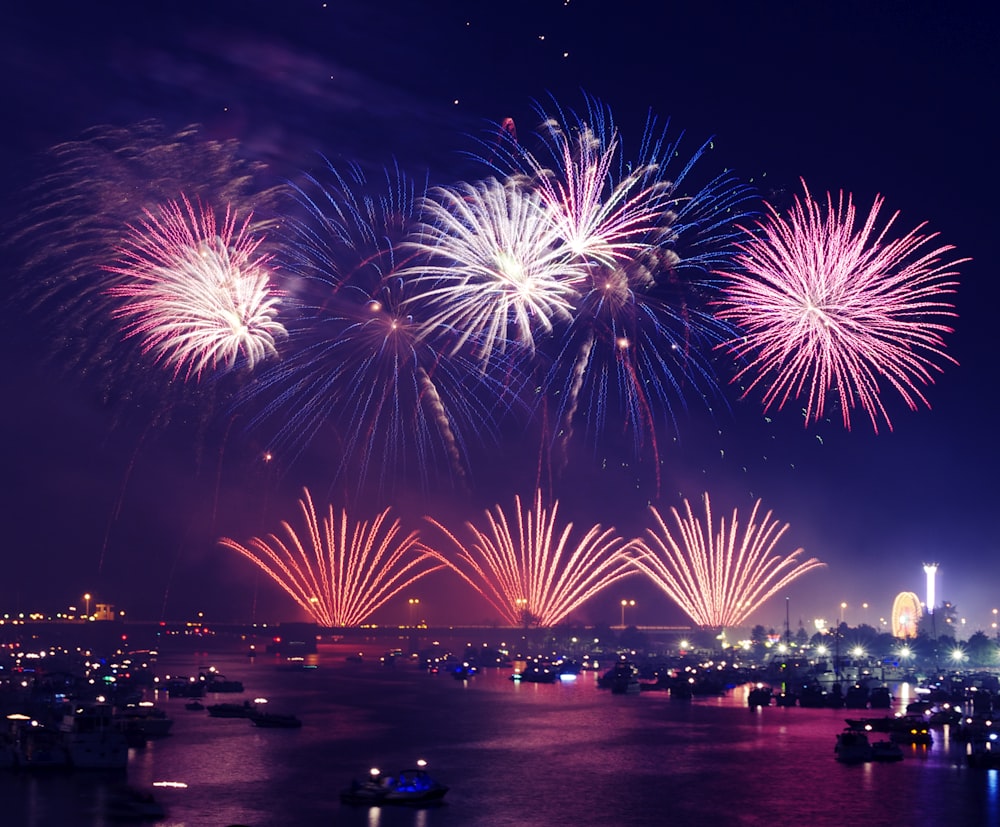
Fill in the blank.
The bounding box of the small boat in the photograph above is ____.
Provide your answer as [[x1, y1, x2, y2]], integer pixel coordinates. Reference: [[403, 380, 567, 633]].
[[59, 704, 129, 770], [870, 739, 904, 762], [106, 785, 167, 820], [341, 763, 448, 806], [967, 745, 1000, 769], [207, 701, 257, 718], [748, 685, 773, 708], [835, 729, 873, 764], [250, 711, 302, 729], [115, 702, 174, 737]]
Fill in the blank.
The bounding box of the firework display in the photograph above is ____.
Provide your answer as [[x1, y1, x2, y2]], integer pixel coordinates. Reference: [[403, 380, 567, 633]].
[[715, 180, 965, 432], [14, 88, 968, 629], [243, 162, 513, 493], [631, 494, 825, 629], [425, 490, 638, 627], [401, 177, 585, 365], [483, 94, 756, 472], [107, 197, 286, 379], [218, 488, 445, 628]]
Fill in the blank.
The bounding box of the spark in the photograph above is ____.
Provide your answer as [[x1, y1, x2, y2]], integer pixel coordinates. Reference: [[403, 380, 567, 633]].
[[483, 94, 754, 479], [244, 161, 513, 494], [218, 488, 445, 628], [425, 490, 637, 627], [715, 180, 965, 432], [400, 177, 586, 365], [107, 196, 286, 379], [631, 493, 825, 628]]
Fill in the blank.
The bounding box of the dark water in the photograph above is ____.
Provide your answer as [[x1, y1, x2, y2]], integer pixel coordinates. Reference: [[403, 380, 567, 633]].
[[3, 644, 998, 827]]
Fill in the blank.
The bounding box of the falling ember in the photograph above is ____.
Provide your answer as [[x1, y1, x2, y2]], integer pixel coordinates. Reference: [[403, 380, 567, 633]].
[[218, 488, 445, 627], [424, 489, 638, 627], [631, 493, 824, 629]]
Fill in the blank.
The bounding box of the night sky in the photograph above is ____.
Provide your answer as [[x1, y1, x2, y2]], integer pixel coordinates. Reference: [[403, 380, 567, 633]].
[[1, 1, 997, 633]]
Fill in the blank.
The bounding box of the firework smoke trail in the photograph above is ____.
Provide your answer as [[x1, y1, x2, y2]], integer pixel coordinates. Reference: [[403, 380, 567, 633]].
[[417, 364, 467, 486], [715, 180, 965, 432], [425, 490, 637, 627], [632, 493, 825, 628], [244, 162, 512, 495], [106, 196, 286, 379], [8, 122, 286, 427], [481, 94, 755, 475], [218, 488, 445, 627], [400, 177, 586, 367]]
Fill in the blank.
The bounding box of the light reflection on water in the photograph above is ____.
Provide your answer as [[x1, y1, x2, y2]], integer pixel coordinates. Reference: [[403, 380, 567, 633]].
[[2, 645, 999, 826]]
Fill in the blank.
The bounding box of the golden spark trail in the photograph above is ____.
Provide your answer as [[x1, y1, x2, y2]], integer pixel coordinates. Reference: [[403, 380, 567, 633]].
[[219, 488, 444, 627], [632, 493, 824, 628]]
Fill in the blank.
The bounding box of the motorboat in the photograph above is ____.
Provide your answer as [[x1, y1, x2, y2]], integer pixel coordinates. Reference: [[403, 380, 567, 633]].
[[105, 785, 167, 820], [207, 701, 257, 718], [967, 744, 1000, 769], [341, 763, 448, 806], [870, 739, 904, 762], [835, 729, 873, 764], [59, 703, 129, 769], [250, 711, 302, 729], [14, 724, 70, 770], [115, 702, 174, 737]]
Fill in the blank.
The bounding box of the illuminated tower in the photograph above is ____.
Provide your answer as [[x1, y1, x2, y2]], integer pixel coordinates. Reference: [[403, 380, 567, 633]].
[[923, 563, 938, 614]]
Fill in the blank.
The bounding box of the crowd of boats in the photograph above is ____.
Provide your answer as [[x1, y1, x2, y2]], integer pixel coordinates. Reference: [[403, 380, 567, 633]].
[[0, 643, 453, 816]]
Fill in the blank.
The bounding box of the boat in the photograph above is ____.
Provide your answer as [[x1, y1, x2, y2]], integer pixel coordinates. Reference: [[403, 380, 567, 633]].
[[835, 729, 873, 764], [14, 724, 70, 770], [58, 704, 129, 770], [105, 785, 167, 820], [341, 763, 448, 806], [870, 739, 904, 762], [250, 711, 302, 729], [747, 685, 773, 708], [115, 702, 174, 737], [967, 744, 1000, 769], [887, 714, 933, 746], [207, 701, 257, 718], [598, 661, 641, 695]]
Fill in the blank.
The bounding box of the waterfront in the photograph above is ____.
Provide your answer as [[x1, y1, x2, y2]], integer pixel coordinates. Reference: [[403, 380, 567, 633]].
[[3, 643, 999, 827]]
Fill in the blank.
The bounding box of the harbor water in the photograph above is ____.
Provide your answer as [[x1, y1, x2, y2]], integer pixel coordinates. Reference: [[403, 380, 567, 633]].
[[2, 643, 997, 827]]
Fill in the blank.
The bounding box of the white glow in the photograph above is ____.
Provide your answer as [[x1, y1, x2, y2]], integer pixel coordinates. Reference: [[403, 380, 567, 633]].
[[923, 563, 938, 614]]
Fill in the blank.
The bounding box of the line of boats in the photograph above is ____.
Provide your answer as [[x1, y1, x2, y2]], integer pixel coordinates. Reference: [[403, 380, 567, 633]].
[[0, 695, 187, 771]]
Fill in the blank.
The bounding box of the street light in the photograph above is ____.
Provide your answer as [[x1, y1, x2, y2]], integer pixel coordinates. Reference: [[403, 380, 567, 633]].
[[407, 598, 420, 627], [620, 599, 636, 628], [83, 593, 91, 619]]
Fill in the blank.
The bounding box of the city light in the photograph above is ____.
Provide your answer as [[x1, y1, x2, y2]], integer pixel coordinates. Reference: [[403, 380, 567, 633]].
[[620, 599, 636, 629]]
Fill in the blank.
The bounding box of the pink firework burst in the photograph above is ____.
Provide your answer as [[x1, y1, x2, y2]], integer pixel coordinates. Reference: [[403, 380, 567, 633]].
[[425, 490, 637, 628], [107, 196, 286, 380], [715, 180, 966, 431]]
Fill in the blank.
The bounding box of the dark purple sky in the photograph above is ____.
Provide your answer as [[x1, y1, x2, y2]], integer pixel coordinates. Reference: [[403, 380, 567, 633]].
[[1, 1, 996, 633]]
